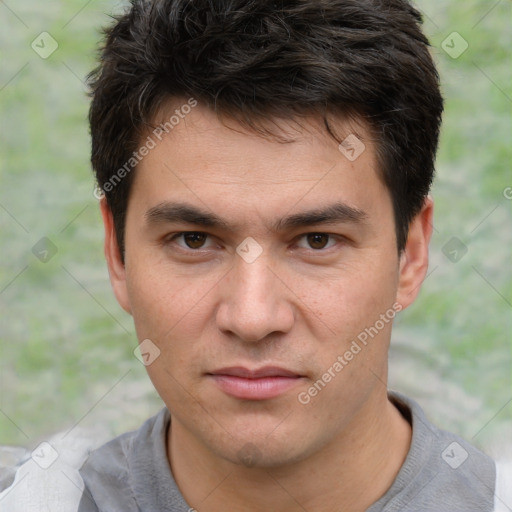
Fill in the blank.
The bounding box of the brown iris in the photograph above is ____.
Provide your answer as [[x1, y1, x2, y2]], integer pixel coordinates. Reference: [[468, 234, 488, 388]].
[[183, 232, 207, 249], [306, 233, 329, 250]]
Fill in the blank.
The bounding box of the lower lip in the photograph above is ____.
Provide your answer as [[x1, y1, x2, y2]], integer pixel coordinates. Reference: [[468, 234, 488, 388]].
[[209, 375, 302, 400]]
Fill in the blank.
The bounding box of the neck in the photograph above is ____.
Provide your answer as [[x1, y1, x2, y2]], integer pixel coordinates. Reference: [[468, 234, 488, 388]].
[[168, 391, 411, 512]]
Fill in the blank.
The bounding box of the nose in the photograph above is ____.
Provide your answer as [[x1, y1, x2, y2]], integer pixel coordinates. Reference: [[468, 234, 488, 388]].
[[215, 251, 295, 343]]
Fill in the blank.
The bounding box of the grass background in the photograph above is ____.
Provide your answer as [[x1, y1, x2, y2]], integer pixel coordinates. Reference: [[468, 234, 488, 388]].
[[0, 0, 511, 456]]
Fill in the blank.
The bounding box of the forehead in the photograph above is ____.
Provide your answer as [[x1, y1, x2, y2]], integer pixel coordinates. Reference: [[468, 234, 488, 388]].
[[130, 101, 390, 225]]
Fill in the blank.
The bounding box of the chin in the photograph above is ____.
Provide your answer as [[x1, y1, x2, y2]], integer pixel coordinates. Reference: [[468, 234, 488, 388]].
[[209, 429, 321, 470]]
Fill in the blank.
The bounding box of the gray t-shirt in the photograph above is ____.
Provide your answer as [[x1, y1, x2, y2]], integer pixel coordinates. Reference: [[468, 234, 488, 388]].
[[74, 392, 496, 511]]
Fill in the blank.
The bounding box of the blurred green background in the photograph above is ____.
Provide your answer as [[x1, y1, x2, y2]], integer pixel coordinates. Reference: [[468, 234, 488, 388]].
[[0, 0, 511, 456]]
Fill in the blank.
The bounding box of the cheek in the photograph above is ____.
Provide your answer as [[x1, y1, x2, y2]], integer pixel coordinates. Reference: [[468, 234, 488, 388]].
[[126, 260, 206, 337], [294, 258, 400, 414], [298, 257, 399, 342], [125, 266, 210, 408], [124, 261, 220, 376]]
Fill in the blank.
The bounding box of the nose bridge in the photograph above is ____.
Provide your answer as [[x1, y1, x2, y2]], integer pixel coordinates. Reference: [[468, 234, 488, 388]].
[[216, 248, 294, 342], [235, 252, 275, 307]]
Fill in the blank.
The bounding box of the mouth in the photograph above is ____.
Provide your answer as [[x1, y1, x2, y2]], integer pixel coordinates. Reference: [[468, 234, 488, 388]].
[[206, 366, 305, 400]]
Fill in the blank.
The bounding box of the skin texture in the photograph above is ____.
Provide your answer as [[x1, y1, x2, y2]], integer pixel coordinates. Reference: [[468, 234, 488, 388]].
[[101, 101, 433, 511]]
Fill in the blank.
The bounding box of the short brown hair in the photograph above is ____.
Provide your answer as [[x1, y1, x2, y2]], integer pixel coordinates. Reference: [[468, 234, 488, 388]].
[[88, 0, 443, 257]]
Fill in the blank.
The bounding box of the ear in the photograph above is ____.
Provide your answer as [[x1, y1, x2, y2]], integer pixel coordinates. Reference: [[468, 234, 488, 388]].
[[396, 196, 434, 310], [100, 197, 132, 314]]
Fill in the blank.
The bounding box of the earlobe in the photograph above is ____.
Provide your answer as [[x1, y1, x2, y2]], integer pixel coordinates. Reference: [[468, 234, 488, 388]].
[[396, 196, 434, 310], [100, 198, 132, 314]]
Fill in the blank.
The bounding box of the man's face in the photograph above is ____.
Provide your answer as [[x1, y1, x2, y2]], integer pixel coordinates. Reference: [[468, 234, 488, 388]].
[[103, 101, 428, 467]]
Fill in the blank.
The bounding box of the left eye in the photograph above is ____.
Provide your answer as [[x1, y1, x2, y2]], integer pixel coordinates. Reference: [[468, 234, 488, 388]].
[[296, 233, 337, 250], [169, 232, 214, 250]]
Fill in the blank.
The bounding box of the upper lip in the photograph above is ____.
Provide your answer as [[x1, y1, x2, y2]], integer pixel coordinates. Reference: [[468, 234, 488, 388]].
[[208, 366, 302, 379]]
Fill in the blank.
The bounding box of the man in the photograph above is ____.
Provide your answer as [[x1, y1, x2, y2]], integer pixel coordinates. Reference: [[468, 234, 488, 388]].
[[1, 0, 509, 510]]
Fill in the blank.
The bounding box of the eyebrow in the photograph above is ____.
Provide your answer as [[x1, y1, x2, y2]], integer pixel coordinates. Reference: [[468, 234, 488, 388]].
[[145, 201, 367, 232]]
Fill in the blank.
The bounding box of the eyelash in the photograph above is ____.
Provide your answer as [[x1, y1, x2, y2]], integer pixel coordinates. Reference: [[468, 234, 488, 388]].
[[164, 231, 343, 254]]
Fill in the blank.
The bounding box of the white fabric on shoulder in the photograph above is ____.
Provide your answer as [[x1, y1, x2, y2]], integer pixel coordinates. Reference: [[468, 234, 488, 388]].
[[0, 430, 99, 512], [494, 461, 512, 512]]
